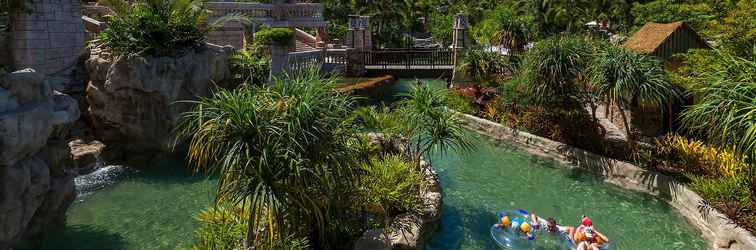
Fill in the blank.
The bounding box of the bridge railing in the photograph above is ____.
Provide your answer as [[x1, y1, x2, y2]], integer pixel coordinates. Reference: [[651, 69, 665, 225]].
[[205, 2, 323, 21], [363, 49, 454, 69], [324, 49, 347, 65], [287, 50, 323, 75]]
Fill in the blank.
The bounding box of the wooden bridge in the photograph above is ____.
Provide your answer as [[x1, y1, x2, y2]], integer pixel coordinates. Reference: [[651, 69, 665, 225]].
[[288, 48, 456, 78]]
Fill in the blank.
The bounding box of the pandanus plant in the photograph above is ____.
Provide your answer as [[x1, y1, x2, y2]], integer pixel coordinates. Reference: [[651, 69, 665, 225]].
[[588, 45, 679, 142], [175, 70, 359, 248]]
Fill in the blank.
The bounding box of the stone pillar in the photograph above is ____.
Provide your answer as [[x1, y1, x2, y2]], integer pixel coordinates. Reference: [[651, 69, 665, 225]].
[[345, 48, 365, 77], [452, 13, 469, 49], [345, 15, 371, 50], [10, 0, 86, 76], [450, 13, 469, 87], [269, 44, 294, 80]]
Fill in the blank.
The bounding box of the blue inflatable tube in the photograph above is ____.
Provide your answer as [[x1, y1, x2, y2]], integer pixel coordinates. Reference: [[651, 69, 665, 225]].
[[490, 210, 536, 249], [491, 210, 610, 250]]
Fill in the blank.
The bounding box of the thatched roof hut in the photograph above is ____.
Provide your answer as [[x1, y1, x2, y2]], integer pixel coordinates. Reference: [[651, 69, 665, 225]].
[[624, 21, 709, 60]]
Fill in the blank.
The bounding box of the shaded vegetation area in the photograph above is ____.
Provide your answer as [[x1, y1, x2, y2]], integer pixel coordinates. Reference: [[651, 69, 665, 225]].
[[176, 71, 470, 249], [444, 0, 756, 233]]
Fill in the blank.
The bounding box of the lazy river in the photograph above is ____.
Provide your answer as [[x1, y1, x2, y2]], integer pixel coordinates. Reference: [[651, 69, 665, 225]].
[[425, 134, 706, 249], [34, 79, 705, 249]]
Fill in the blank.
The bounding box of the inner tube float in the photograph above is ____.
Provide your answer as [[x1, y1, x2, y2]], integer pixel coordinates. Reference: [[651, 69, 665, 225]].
[[490, 209, 536, 249], [492, 210, 611, 250]]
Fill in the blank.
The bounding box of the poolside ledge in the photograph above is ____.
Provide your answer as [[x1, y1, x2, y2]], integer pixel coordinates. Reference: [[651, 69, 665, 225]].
[[455, 111, 756, 250]]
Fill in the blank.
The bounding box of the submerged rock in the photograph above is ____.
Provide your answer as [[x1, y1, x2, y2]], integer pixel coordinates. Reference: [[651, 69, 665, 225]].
[[0, 69, 79, 248], [85, 44, 234, 155]]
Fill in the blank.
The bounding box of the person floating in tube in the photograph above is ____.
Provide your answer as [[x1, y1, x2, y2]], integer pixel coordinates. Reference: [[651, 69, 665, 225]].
[[495, 215, 535, 240], [574, 216, 609, 250], [529, 213, 577, 241]]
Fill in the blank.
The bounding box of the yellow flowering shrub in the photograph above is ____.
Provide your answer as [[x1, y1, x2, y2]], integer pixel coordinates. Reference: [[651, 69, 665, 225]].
[[655, 135, 747, 177]]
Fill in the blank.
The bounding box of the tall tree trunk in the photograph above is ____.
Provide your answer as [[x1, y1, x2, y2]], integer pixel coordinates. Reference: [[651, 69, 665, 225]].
[[617, 103, 633, 143], [244, 207, 256, 250]]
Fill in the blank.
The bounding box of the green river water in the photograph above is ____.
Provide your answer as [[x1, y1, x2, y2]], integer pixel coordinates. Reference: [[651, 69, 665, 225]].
[[36, 79, 705, 249]]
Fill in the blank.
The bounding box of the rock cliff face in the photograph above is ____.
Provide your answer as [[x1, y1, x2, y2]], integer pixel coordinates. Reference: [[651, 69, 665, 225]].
[[0, 69, 80, 248], [85, 44, 234, 155]]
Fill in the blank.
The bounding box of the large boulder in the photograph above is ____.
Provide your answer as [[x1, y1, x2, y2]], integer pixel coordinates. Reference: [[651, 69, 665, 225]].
[[85, 44, 234, 155], [0, 69, 79, 248]]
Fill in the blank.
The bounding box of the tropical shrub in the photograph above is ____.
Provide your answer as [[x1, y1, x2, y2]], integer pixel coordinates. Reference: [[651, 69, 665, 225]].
[[230, 47, 270, 86], [428, 11, 453, 46], [653, 135, 748, 178], [357, 155, 425, 219], [688, 174, 754, 231], [681, 51, 756, 171], [254, 27, 294, 46], [457, 49, 513, 82], [98, 0, 246, 56], [189, 204, 249, 250], [445, 91, 476, 115], [176, 70, 359, 248]]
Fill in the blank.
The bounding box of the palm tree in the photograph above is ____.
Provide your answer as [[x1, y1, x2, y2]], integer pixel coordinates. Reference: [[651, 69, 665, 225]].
[[588, 45, 679, 141], [175, 70, 359, 248], [522, 35, 592, 106], [681, 51, 756, 192]]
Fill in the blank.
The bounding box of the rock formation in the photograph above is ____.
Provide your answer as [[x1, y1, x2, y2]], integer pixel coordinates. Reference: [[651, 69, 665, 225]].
[[0, 69, 80, 248], [85, 44, 234, 155]]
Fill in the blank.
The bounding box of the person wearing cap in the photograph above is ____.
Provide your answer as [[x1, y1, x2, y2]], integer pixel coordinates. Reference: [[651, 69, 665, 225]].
[[575, 216, 609, 250]]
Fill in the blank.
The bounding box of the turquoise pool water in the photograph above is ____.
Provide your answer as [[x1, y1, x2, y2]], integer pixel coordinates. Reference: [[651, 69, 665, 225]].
[[425, 134, 706, 249], [34, 119, 705, 249], [34, 160, 217, 250]]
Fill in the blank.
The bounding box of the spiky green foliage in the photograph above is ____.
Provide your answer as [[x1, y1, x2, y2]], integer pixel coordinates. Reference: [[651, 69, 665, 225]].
[[522, 35, 592, 105], [682, 51, 756, 168], [588, 45, 679, 139], [350, 84, 474, 165], [357, 155, 425, 218], [190, 202, 312, 250], [397, 84, 474, 164], [99, 0, 248, 56], [175, 70, 358, 247]]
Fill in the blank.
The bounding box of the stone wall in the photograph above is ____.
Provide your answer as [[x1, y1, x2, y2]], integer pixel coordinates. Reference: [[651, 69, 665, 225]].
[[10, 0, 86, 75], [0, 69, 80, 249], [456, 111, 756, 250]]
